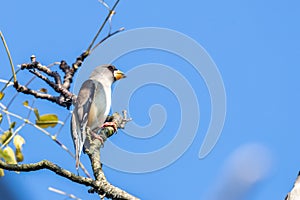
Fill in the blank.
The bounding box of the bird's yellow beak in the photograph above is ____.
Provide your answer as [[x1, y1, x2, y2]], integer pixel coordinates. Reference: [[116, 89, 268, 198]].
[[114, 70, 126, 80]]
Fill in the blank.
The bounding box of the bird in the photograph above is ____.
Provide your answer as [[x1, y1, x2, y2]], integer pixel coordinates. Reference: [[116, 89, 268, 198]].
[[71, 64, 126, 170]]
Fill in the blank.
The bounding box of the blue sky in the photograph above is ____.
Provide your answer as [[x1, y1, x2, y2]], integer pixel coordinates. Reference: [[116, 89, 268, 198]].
[[1, 0, 300, 200]]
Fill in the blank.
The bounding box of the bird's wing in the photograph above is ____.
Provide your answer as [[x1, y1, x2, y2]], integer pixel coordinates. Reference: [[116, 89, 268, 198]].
[[71, 79, 96, 169]]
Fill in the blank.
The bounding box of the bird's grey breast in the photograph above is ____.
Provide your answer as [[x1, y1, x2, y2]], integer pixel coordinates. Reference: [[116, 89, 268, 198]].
[[89, 81, 111, 129]]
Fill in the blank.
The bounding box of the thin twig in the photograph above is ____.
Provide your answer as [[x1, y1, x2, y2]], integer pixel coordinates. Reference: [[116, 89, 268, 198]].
[[48, 187, 82, 200], [0, 123, 25, 149], [54, 112, 71, 138], [6, 74, 35, 110], [0, 31, 17, 83], [91, 27, 125, 52], [107, 10, 115, 33], [87, 0, 121, 52], [0, 68, 21, 94], [14, 82, 60, 105], [0, 103, 91, 177], [0, 79, 14, 86], [47, 61, 61, 68], [21, 62, 63, 89], [28, 69, 58, 91], [98, 0, 110, 10], [3, 61, 58, 110]]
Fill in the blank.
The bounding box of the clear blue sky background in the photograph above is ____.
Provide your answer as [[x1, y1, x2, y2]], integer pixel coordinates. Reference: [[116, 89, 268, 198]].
[[1, 0, 300, 200]]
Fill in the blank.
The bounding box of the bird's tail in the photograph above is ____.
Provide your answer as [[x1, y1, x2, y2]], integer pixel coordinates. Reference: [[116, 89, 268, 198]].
[[71, 112, 83, 170], [75, 157, 80, 170]]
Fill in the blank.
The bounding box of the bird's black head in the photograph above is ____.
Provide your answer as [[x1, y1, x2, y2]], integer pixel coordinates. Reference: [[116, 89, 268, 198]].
[[106, 65, 126, 81]]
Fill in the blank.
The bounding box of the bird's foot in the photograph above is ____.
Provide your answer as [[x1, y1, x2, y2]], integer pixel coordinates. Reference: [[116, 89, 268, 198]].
[[91, 131, 104, 144], [101, 121, 118, 132]]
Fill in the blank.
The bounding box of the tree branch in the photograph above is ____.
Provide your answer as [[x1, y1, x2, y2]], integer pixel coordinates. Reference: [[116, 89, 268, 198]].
[[84, 111, 134, 199], [0, 111, 136, 200], [0, 159, 138, 200], [0, 160, 91, 185], [87, 0, 121, 52], [19, 60, 75, 109], [13, 81, 60, 104], [1, 1, 137, 199]]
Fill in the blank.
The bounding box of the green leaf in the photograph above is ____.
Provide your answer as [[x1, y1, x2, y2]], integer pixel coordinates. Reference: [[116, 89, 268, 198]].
[[0, 92, 4, 100], [35, 114, 58, 128], [34, 108, 40, 120]]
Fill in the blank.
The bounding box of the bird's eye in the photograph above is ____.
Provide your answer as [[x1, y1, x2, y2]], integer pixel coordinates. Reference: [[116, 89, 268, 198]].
[[107, 65, 116, 72]]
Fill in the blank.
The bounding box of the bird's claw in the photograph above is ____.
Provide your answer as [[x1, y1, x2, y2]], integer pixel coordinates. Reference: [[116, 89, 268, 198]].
[[101, 121, 118, 132], [91, 131, 104, 144]]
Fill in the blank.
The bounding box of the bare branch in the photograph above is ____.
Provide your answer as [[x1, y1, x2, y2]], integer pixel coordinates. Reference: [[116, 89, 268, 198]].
[[13, 60, 76, 109], [21, 62, 59, 79], [14, 81, 61, 105], [84, 111, 134, 200], [87, 0, 121, 52], [0, 159, 92, 187], [0, 159, 138, 200], [98, 0, 110, 11], [28, 69, 58, 90], [21, 62, 71, 96], [48, 187, 82, 200], [91, 27, 125, 53]]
